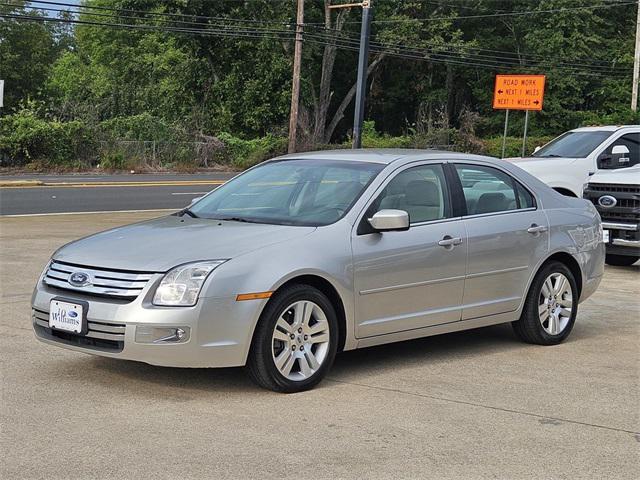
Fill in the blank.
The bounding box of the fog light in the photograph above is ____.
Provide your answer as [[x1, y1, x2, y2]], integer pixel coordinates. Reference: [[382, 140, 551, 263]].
[[135, 326, 190, 344]]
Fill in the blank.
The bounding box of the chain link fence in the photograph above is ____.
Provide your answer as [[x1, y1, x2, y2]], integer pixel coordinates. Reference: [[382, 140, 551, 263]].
[[97, 140, 225, 170]]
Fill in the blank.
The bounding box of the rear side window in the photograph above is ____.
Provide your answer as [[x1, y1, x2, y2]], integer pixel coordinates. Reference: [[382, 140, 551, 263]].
[[454, 165, 534, 215]]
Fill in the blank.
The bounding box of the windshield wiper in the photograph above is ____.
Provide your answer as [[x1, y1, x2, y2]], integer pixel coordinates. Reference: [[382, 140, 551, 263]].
[[217, 216, 261, 224], [177, 207, 199, 218], [535, 154, 563, 158]]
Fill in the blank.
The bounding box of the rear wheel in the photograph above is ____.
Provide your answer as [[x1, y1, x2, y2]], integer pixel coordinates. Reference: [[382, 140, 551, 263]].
[[247, 284, 338, 393], [605, 254, 639, 267], [512, 261, 578, 345]]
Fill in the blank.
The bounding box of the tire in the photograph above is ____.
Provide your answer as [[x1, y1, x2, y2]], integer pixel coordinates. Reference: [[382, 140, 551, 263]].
[[246, 284, 339, 393], [605, 254, 639, 267], [512, 261, 578, 345]]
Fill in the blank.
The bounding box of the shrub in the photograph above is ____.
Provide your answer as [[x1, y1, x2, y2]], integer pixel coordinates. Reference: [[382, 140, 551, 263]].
[[214, 132, 287, 169], [482, 135, 555, 158], [99, 151, 127, 170], [0, 107, 96, 167], [99, 113, 185, 142]]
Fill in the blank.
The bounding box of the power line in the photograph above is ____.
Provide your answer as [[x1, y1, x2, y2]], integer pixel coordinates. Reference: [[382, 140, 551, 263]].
[[2, 11, 630, 79], [303, 1, 637, 24], [14, 3, 296, 37], [26, 0, 634, 70], [29, 0, 294, 26]]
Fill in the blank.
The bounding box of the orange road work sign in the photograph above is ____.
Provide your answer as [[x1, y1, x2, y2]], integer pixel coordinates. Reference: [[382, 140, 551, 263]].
[[493, 74, 546, 111]]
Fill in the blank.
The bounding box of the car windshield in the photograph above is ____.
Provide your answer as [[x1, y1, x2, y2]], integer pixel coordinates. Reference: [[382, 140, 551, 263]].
[[532, 131, 613, 158], [189, 159, 384, 226]]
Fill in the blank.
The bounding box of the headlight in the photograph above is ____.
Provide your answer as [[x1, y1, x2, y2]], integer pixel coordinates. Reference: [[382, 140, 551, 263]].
[[153, 260, 226, 306]]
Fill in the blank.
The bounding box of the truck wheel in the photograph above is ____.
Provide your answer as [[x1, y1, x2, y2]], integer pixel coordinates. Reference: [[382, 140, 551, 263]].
[[605, 254, 639, 267], [512, 261, 578, 345]]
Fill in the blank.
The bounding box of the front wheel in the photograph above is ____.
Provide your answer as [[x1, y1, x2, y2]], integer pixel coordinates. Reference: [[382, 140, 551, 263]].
[[512, 261, 578, 345], [247, 284, 338, 393], [605, 254, 639, 267]]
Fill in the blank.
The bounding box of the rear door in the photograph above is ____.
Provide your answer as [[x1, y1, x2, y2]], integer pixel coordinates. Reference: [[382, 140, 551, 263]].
[[451, 163, 548, 320]]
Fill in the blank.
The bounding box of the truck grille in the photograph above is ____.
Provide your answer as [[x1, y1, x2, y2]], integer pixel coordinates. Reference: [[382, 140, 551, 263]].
[[584, 182, 640, 224], [33, 308, 125, 351], [586, 183, 640, 194], [43, 260, 155, 299]]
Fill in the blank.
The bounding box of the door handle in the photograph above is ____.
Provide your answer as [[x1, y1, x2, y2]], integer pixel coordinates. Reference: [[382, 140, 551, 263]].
[[438, 235, 463, 247], [527, 224, 548, 234]]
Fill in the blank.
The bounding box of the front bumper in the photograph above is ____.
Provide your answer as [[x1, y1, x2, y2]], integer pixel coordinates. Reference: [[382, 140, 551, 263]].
[[601, 222, 640, 256], [31, 280, 264, 368]]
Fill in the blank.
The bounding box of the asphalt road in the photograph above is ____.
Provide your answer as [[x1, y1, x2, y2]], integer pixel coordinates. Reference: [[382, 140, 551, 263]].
[[1, 211, 638, 479], [0, 173, 236, 215]]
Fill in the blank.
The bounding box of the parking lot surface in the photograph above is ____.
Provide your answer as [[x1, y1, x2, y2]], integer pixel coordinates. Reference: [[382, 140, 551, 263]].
[[1, 212, 638, 479]]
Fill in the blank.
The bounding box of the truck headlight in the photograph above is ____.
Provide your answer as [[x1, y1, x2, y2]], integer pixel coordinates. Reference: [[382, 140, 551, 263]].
[[153, 260, 226, 306]]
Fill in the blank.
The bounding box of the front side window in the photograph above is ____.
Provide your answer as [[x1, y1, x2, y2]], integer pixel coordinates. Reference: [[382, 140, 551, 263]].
[[371, 164, 450, 224], [190, 159, 383, 226], [455, 165, 533, 215], [532, 131, 612, 158]]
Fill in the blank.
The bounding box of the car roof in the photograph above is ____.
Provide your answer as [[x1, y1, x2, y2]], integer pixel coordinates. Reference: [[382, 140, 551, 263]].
[[272, 148, 493, 165], [570, 125, 639, 133]]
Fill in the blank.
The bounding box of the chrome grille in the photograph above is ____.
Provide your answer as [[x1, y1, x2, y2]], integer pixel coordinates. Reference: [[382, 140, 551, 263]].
[[43, 260, 154, 299], [587, 183, 640, 194], [33, 308, 125, 348]]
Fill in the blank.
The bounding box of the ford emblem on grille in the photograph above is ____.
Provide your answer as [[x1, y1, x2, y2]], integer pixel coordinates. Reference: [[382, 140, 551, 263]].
[[598, 195, 617, 208], [69, 272, 91, 287]]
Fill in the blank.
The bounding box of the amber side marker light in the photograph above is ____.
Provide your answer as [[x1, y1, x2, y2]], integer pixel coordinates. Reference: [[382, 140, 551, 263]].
[[236, 291, 273, 301]]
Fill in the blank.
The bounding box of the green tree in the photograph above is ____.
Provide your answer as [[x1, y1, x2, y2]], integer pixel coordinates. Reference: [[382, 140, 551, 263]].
[[0, 2, 69, 111]]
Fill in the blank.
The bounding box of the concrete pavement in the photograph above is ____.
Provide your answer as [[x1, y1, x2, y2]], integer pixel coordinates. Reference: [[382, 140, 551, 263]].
[[1, 212, 638, 479]]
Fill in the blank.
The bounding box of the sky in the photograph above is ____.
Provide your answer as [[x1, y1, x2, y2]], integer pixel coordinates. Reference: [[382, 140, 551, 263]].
[[29, 0, 81, 17]]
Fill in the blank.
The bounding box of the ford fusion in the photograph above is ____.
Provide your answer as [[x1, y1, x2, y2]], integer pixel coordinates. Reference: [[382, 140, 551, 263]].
[[32, 150, 604, 392]]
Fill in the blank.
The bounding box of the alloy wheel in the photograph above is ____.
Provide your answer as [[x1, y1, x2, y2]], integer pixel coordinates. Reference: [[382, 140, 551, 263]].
[[538, 272, 573, 335], [271, 300, 331, 381]]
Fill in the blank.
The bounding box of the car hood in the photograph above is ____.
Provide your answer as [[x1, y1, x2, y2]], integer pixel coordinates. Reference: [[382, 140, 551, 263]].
[[506, 156, 578, 171], [589, 164, 640, 185], [54, 215, 316, 272]]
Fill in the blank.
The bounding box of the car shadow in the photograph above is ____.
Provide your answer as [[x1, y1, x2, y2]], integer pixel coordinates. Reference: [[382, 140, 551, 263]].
[[70, 321, 595, 396], [331, 323, 520, 376]]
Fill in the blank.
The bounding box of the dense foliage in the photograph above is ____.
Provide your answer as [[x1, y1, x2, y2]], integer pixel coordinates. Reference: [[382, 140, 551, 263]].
[[0, 0, 638, 169]]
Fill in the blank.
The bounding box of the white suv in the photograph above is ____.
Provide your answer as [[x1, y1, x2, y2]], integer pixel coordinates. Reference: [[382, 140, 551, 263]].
[[508, 125, 640, 197]]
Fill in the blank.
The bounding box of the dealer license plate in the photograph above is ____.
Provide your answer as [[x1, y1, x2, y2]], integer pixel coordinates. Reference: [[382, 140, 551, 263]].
[[49, 299, 83, 334]]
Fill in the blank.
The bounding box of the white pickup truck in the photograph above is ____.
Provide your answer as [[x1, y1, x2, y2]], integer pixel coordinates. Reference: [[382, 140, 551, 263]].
[[508, 125, 640, 197], [583, 165, 640, 266]]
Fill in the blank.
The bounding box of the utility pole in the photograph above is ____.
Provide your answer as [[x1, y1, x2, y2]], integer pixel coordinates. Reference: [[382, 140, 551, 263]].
[[352, 0, 373, 148], [632, 0, 639, 111], [329, 1, 373, 149], [288, 0, 304, 153]]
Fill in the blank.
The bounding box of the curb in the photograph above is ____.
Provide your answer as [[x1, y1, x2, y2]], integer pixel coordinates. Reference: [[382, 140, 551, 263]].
[[0, 180, 45, 187]]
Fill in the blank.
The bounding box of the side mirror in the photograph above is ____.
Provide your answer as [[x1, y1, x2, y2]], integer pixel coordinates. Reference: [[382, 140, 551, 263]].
[[611, 145, 629, 155], [190, 196, 203, 205], [599, 145, 630, 169], [534, 146, 541, 153], [368, 209, 409, 232]]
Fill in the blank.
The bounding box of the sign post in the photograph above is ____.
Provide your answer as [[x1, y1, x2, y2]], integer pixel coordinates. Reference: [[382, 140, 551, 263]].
[[522, 110, 529, 157], [501, 110, 510, 159], [0, 80, 4, 108], [492, 74, 545, 158]]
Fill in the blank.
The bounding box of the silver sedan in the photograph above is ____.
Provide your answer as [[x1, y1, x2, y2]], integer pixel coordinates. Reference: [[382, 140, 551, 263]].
[[32, 150, 605, 392]]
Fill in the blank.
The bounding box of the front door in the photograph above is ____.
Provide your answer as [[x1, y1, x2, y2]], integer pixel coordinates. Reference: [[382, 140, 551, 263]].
[[352, 163, 467, 338]]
